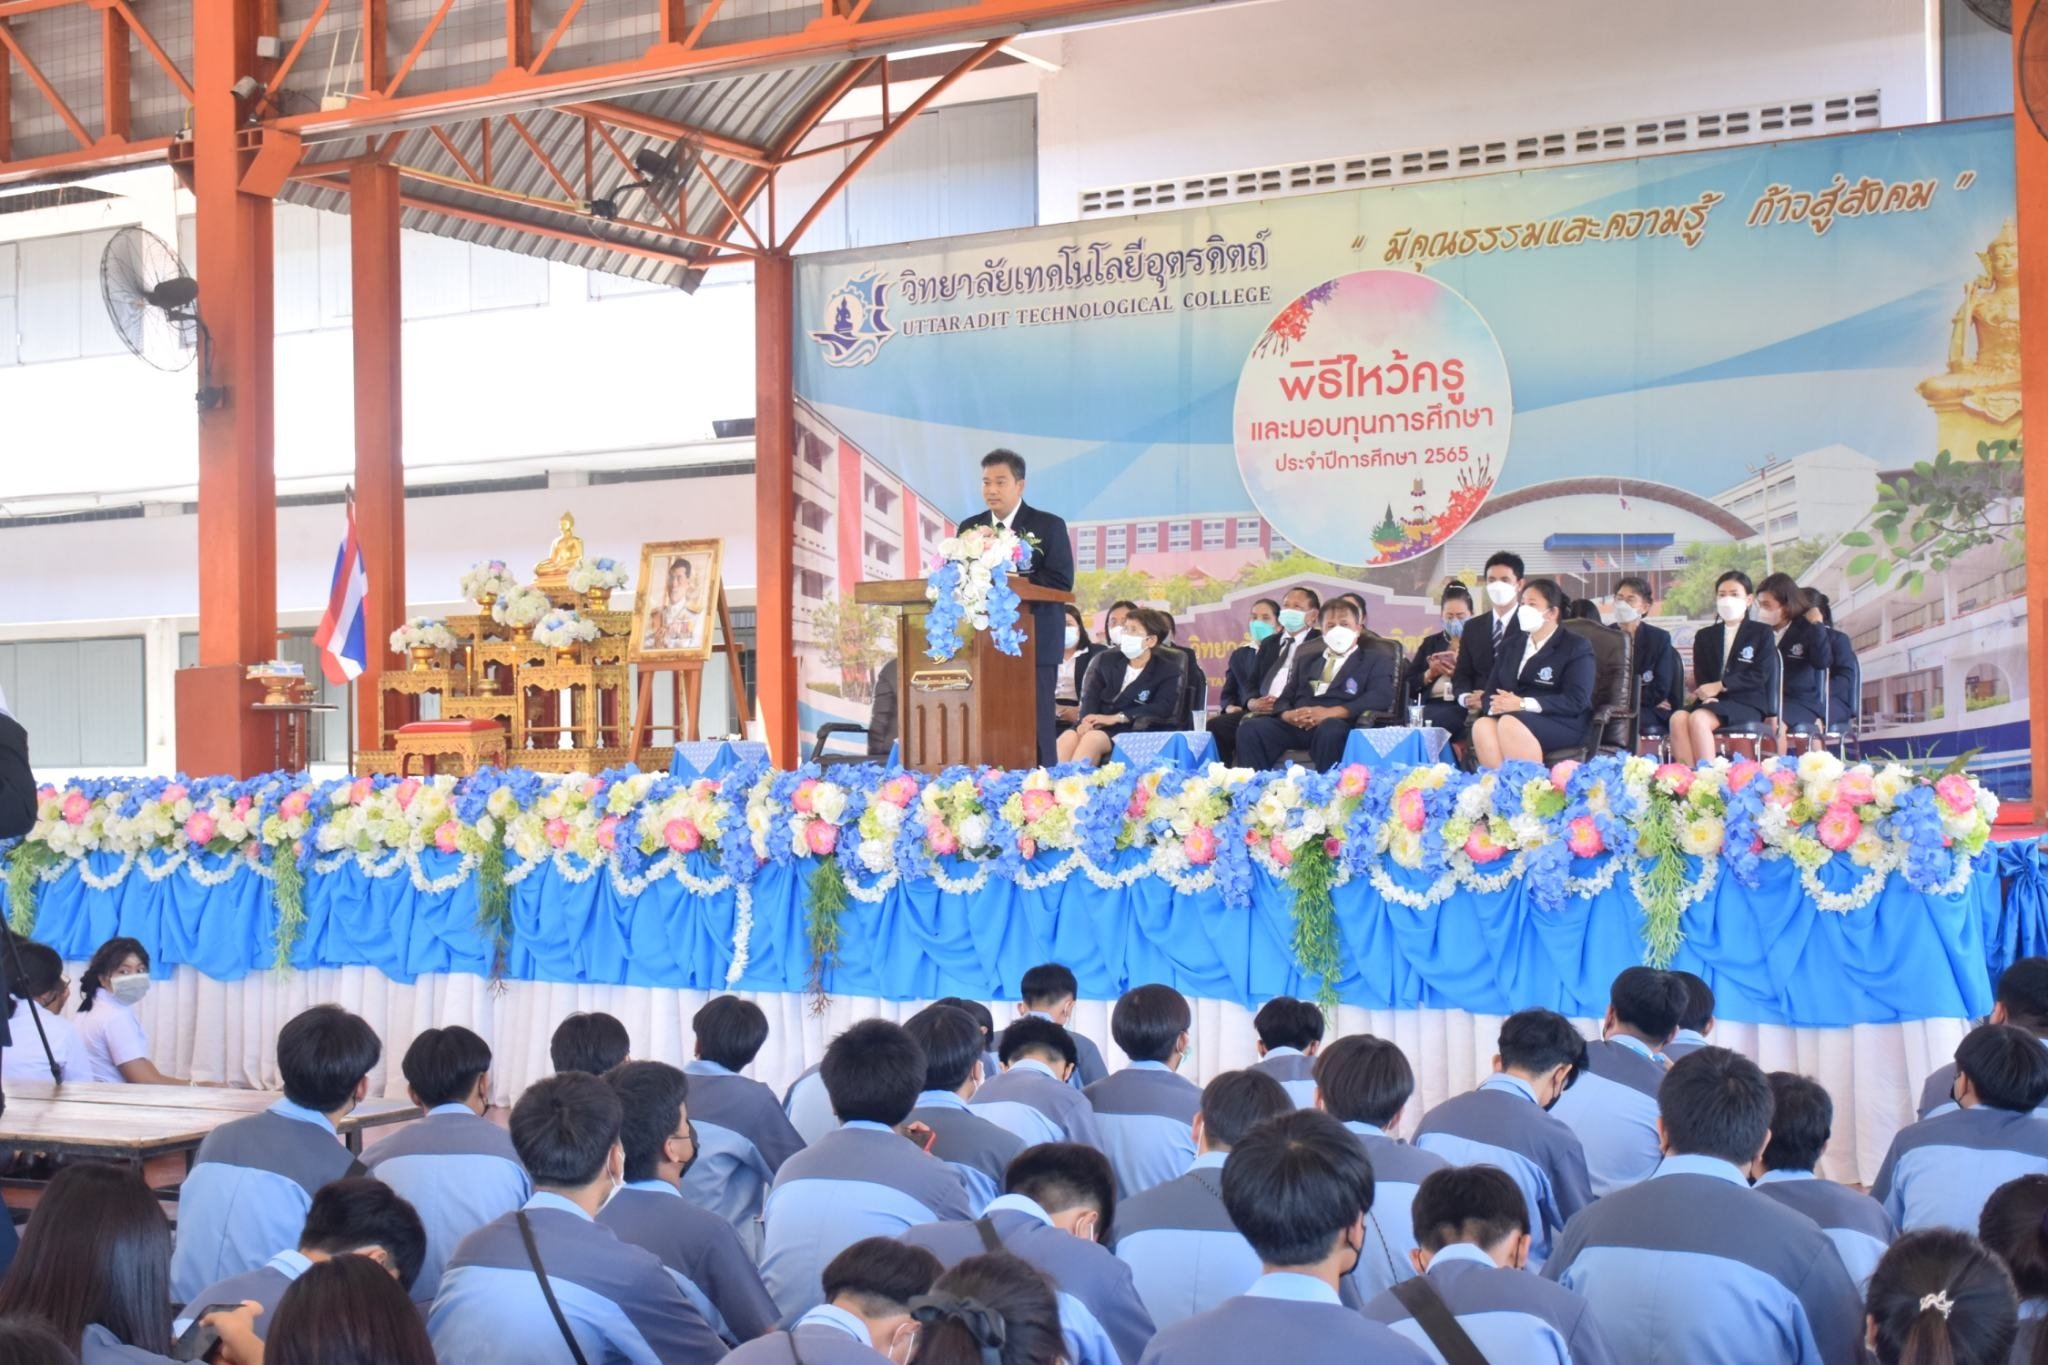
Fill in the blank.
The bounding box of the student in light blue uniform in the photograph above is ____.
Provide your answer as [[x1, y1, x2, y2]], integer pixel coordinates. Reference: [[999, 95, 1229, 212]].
[[1138, 1108, 1431, 1365], [551, 1009, 631, 1075], [1548, 966, 1685, 1196], [1363, 1165, 1617, 1364], [1664, 970, 1716, 1061], [1085, 985, 1200, 1196], [1876, 1022, 2048, 1235], [680, 995, 808, 1247], [1112, 1069, 1293, 1327], [1920, 957, 2048, 1120], [600, 1060, 781, 1344], [1414, 1008, 1591, 1270], [904, 1142, 1156, 1365], [170, 1004, 379, 1303], [174, 1177, 426, 1342], [429, 1071, 728, 1364], [725, 1238, 941, 1363], [781, 1061, 836, 1146], [1977, 1173, 2048, 1363], [906, 1003, 1026, 1214], [1247, 996, 1322, 1107], [360, 1024, 529, 1301], [0, 1163, 181, 1364], [1864, 1229, 2021, 1365], [761, 1018, 972, 1319], [1755, 1072, 1896, 1291], [973, 1016, 1105, 1149], [1018, 962, 1110, 1089], [1545, 1047, 1865, 1365], [1312, 1033, 1449, 1302]]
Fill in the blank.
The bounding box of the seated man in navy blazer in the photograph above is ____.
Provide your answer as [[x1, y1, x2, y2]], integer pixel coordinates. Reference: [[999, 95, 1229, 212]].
[[1235, 598, 1396, 771], [954, 450, 1075, 767]]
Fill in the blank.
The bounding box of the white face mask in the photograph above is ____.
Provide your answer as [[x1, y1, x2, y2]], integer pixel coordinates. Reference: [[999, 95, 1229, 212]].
[[1321, 625, 1359, 655], [1758, 605, 1783, 626], [1612, 601, 1641, 625], [1715, 595, 1749, 622], [1515, 604, 1547, 633], [110, 974, 151, 1007], [1063, 625, 1080, 650], [1119, 633, 1146, 660], [1485, 580, 1518, 608]]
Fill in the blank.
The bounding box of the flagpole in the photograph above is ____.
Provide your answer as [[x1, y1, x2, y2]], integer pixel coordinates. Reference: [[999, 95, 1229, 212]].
[[1617, 479, 1626, 599]]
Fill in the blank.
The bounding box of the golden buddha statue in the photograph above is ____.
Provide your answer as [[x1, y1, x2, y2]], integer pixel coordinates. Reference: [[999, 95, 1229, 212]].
[[1917, 218, 2020, 450], [534, 512, 585, 587]]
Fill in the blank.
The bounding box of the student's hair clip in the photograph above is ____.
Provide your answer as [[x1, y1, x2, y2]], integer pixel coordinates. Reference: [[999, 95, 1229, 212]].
[[909, 1293, 1007, 1365], [1919, 1290, 1956, 1320]]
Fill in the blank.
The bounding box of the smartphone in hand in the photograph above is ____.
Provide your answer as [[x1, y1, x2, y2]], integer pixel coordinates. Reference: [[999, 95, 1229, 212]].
[[172, 1304, 246, 1362]]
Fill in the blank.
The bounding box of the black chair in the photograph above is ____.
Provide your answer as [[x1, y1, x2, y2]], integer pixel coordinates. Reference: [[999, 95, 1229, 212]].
[[1274, 633, 1408, 770], [1131, 645, 1205, 734], [1822, 651, 1862, 761], [810, 660, 896, 769], [1715, 644, 1782, 759], [1540, 620, 1633, 765]]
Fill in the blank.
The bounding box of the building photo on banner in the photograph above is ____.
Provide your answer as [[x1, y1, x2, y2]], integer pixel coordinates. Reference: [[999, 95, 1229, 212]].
[[794, 116, 2029, 798]]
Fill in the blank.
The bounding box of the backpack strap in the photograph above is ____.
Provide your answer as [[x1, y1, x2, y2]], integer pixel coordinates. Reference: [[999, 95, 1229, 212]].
[[1389, 1273, 1491, 1365], [974, 1215, 1006, 1254], [516, 1210, 592, 1365]]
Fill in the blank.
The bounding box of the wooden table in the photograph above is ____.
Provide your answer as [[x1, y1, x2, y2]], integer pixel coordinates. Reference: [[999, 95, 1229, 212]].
[[0, 1084, 419, 1171]]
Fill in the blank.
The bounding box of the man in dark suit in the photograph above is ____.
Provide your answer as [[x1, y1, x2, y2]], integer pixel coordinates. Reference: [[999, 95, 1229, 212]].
[[1236, 599, 1396, 771], [1451, 551, 1527, 731], [953, 450, 1074, 766], [1405, 584, 1474, 739], [1612, 576, 1682, 744], [0, 693, 32, 842], [1207, 586, 1320, 765]]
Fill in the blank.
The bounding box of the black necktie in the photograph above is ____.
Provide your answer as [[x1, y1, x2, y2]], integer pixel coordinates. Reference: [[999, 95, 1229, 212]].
[[1493, 616, 1505, 646]]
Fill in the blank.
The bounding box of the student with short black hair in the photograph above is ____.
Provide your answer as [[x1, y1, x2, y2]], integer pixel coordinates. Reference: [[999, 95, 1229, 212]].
[[681, 996, 807, 1249], [174, 1177, 427, 1342], [905, 1143, 1155, 1365], [1757, 1072, 1896, 1291], [1362, 1165, 1618, 1364], [1312, 1034, 1448, 1302], [1140, 1109, 1431, 1363], [1665, 970, 1716, 1059], [599, 1061, 780, 1344], [911, 1252, 1067, 1365], [1978, 1173, 2048, 1364], [1864, 1229, 2019, 1365], [1413, 1009, 1590, 1270], [1017, 963, 1109, 1087], [726, 1238, 942, 1363], [1112, 1069, 1293, 1327], [1545, 1047, 1864, 1365], [1549, 966, 1688, 1196], [430, 1072, 728, 1363], [907, 1004, 1025, 1214], [360, 1024, 529, 1301], [1, 939, 92, 1084], [1876, 1023, 2048, 1235], [170, 1004, 381, 1303], [761, 1020, 970, 1319], [1248, 997, 1324, 1107], [1085, 985, 1199, 1197], [973, 1016, 1102, 1149], [1922, 956, 2048, 1119], [550, 1010, 630, 1075]]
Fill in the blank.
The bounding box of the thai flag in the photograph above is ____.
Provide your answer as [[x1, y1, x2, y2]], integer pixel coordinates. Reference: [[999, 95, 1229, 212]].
[[314, 494, 369, 685]]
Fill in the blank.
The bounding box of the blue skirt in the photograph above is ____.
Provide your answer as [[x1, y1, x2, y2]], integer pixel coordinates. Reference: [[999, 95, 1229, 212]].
[[1503, 711, 1588, 752]]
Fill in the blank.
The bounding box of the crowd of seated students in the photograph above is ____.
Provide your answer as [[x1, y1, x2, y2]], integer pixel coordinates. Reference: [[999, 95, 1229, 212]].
[[6, 941, 2043, 1364]]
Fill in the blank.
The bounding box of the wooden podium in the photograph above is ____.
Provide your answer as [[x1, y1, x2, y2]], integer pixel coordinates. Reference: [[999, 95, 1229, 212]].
[[854, 579, 1073, 773]]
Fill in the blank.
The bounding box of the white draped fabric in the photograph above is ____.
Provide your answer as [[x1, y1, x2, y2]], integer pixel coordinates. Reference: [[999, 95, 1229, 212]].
[[84, 963, 1964, 1186]]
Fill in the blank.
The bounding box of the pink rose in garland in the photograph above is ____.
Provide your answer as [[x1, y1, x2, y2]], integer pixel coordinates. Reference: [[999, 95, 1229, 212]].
[[1935, 773, 1978, 815], [1835, 770, 1876, 807], [61, 792, 90, 825], [1816, 802, 1862, 852], [1465, 823, 1506, 864], [544, 818, 571, 849], [1653, 763, 1694, 797], [1765, 770, 1798, 807], [1726, 760, 1760, 793], [1267, 834, 1293, 867], [1566, 816, 1604, 859], [279, 790, 310, 820], [394, 778, 421, 810], [433, 820, 462, 854], [1337, 764, 1370, 798], [1184, 825, 1218, 865], [1395, 787, 1427, 832], [878, 775, 919, 808], [792, 779, 819, 815], [161, 783, 188, 804], [596, 816, 621, 852], [184, 810, 217, 845], [664, 818, 702, 854], [1021, 788, 1057, 821], [927, 818, 960, 856], [349, 777, 373, 804], [1549, 760, 1580, 792], [805, 820, 839, 856]]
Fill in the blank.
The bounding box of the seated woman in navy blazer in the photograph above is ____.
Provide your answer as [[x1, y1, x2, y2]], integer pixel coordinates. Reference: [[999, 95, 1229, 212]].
[[1468, 577, 1596, 769], [1057, 607, 1184, 765], [1755, 571, 1834, 741], [1671, 569, 1778, 766], [1053, 603, 1107, 736]]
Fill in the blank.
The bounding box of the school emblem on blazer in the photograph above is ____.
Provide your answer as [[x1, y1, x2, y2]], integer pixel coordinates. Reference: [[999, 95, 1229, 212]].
[[1641, 667, 1655, 682], [1343, 677, 1359, 695], [1739, 646, 1756, 662], [1136, 689, 1151, 702], [1789, 643, 1805, 658], [1537, 665, 1554, 683]]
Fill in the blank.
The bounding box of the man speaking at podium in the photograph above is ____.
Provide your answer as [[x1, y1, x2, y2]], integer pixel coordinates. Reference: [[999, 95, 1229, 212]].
[[955, 450, 1074, 766]]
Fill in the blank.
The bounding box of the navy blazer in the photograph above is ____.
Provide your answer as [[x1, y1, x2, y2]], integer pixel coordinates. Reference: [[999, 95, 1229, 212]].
[[1691, 618, 1776, 713], [1239, 626, 1321, 704], [955, 502, 1074, 662], [1404, 629, 1460, 703], [0, 712, 32, 842], [1827, 628, 1858, 727], [1630, 621, 1685, 715], [1220, 642, 1262, 710], [1079, 651, 1184, 726], [1484, 626, 1596, 725], [1279, 640, 1397, 722], [1775, 617, 1834, 716], [1452, 609, 1524, 704]]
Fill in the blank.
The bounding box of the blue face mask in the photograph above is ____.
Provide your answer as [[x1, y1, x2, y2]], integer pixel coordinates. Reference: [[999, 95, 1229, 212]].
[[1248, 619, 1278, 643], [1277, 608, 1307, 633], [1443, 616, 1466, 640]]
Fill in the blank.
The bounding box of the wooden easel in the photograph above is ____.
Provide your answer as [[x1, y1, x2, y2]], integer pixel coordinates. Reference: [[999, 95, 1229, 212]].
[[627, 585, 749, 768]]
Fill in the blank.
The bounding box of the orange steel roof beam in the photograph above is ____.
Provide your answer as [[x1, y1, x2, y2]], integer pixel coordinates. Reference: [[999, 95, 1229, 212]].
[[264, 0, 332, 98], [101, 5, 130, 140], [568, 101, 771, 168], [382, 0, 456, 98], [109, 0, 194, 103], [589, 117, 682, 230], [528, 0, 587, 73], [0, 25, 87, 146], [503, 111, 579, 199], [688, 54, 876, 254]]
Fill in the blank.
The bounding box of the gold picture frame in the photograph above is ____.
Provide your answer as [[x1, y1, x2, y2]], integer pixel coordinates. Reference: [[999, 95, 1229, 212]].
[[630, 539, 723, 663]]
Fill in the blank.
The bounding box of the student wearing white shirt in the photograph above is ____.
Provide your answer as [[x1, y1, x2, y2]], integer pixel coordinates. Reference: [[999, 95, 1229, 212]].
[[2, 939, 93, 1083], [73, 935, 185, 1086]]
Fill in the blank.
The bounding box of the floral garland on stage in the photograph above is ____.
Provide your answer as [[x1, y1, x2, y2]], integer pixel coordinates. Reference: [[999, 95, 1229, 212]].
[[922, 525, 1034, 661], [3, 753, 1999, 999]]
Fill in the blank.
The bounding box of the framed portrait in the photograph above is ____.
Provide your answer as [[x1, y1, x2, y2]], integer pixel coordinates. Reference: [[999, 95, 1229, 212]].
[[630, 540, 723, 663]]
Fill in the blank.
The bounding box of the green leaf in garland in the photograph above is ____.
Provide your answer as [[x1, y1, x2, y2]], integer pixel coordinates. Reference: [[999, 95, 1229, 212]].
[[5, 842, 61, 937], [271, 845, 306, 972], [1286, 838, 1343, 1010], [1635, 791, 1687, 968], [476, 837, 512, 983], [807, 858, 849, 1013]]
